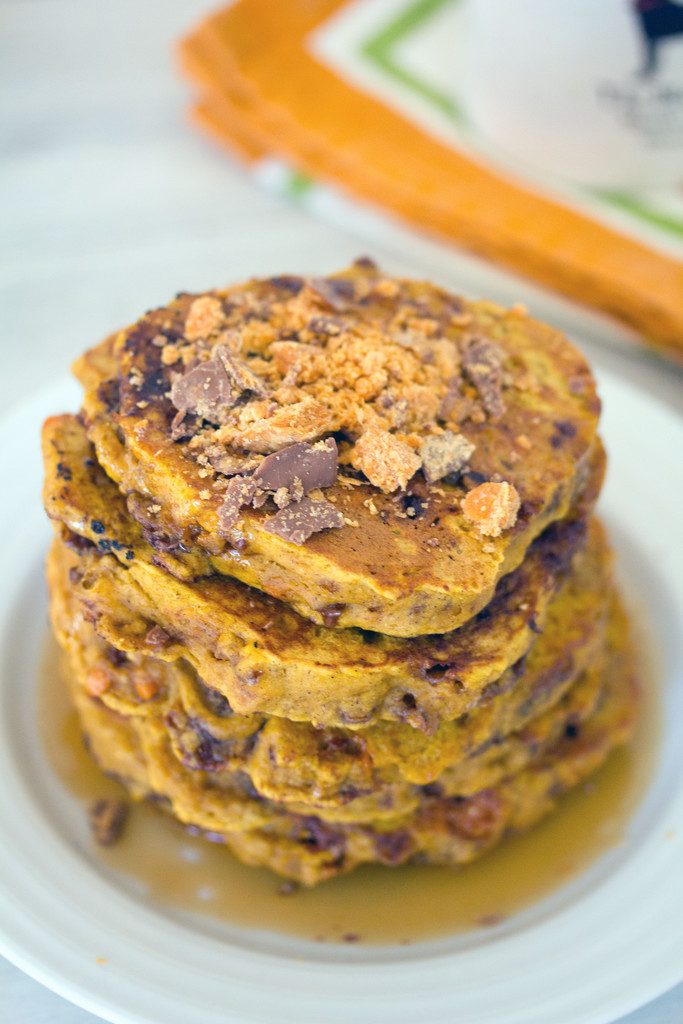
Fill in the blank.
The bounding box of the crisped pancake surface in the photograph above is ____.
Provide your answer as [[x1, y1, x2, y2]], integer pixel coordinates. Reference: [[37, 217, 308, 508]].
[[73, 260, 602, 635], [44, 414, 604, 728]]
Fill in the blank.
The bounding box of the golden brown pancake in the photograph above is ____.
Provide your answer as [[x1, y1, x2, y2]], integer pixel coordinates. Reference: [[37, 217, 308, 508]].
[[70, 260, 602, 635], [40, 262, 637, 889], [54, 599, 637, 884]]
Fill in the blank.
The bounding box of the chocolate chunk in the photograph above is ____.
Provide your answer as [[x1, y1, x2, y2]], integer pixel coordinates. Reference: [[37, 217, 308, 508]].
[[554, 419, 578, 439], [438, 374, 471, 423], [263, 497, 344, 545], [569, 374, 590, 396], [320, 731, 364, 757], [170, 343, 267, 426], [88, 798, 128, 847], [197, 680, 233, 718], [444, 790, 503, 839], [254, 438, 337, 497], [267, 275, 305, 294], [298, 816, 345, 857], [320, 602, 345, 627], [420, 431, 475, 483], [145, 625, 171, 649], [173, 716, 237, 771], [105, 645, 128, 667], [462, 336, 505, 419], [308, 277, 355, 311], [214, 343, 268, 397], [97, 378, 121, 413], [126, 493, 184, 553], [353, 255, 378, 270], [217, 475, 258, 533], [398, 492, 426, 519], [373, 829, 413, 865], [170, 356, 236, 424]]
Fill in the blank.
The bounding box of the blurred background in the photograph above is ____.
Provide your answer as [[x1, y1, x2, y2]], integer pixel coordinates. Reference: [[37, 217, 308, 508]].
[[1, 0, 682, 1021]]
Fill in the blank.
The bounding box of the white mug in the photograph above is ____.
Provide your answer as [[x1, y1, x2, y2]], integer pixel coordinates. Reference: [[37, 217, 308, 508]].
[[458, 0, 683, 190]]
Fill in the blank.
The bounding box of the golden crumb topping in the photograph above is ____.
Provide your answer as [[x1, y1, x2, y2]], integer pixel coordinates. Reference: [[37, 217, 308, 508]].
[[117, 261, 549, 543], [184, 295, 225, 341], [462, 482, 521, 537], [350, 422, 422, 493]]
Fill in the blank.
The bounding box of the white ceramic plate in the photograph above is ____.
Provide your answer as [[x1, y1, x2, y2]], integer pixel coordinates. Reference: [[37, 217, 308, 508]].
[[0, 371, 681, 1024]]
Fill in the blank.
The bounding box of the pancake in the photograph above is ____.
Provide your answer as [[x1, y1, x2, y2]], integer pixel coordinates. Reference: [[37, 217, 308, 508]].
[[41, 262, 641, 889], [48, 528, 612, 823], [71, 259, 602, 636], [55, 606, 638, 884], [44, 414, 603, 729]]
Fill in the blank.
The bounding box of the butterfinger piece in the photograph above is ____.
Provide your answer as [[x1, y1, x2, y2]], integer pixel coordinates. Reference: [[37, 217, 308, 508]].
[[462, 481, 520, 537]]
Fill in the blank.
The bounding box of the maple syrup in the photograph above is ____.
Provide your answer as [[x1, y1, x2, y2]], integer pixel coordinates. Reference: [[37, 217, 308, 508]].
[[39, 634, 658, 945]]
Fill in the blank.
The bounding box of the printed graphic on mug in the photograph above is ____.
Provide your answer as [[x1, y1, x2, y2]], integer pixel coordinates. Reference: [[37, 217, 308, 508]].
[[460, 0, 683, 188]]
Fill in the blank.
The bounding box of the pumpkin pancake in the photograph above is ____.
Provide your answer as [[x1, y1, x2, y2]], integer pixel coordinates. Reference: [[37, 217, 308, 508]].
[[48, 524, 611, 823], [71, 260, 602, 636], [54, 595, 638, 884], [44, 415, 604, 729]]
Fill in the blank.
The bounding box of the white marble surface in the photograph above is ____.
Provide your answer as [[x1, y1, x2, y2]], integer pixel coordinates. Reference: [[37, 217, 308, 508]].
[[1, 1, 682, 1021]]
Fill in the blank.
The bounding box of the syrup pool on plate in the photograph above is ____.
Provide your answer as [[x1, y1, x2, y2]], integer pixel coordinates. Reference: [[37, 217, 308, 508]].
[[39, 633, 659, 945]]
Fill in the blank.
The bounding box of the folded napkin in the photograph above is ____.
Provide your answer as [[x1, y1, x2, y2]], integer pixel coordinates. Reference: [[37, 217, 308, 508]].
[[180, 0, 683, 360]]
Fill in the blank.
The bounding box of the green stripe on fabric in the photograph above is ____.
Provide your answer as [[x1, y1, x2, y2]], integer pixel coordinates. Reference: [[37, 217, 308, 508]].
[[285, 170, 316, 199], [360, 0, 683, 243], [595, 190, 683, 240], [360, 0, 464, 123]]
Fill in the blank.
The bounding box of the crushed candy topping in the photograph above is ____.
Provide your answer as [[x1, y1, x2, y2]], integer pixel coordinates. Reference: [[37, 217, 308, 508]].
[[462, 481, 520, 537], [263, 497, 344, 545], [351, 422, 422, 493], [254, 439, 338, 496], [170, 355, 236, 425], [214, 342, 268, 398], [237, 397, 334, 453], [420, 431, 475, 483], [118, 264, 547, 545], [202, 446, 260, 476], [184, 295, 225, 341], [308, 276, 356, 311], [461, 336, 505, 419], [217, 475, 258, 533]]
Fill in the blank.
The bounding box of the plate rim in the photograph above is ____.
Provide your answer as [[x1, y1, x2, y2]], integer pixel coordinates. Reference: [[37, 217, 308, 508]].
[[0, 371, 681, 1024]]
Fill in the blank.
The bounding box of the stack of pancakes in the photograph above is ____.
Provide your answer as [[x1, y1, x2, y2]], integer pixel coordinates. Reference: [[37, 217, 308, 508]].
[[42, 260, 638, 885]]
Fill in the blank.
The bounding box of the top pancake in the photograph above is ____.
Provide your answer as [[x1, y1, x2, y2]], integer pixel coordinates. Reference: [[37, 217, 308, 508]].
[[74, 259, 602, 636]]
